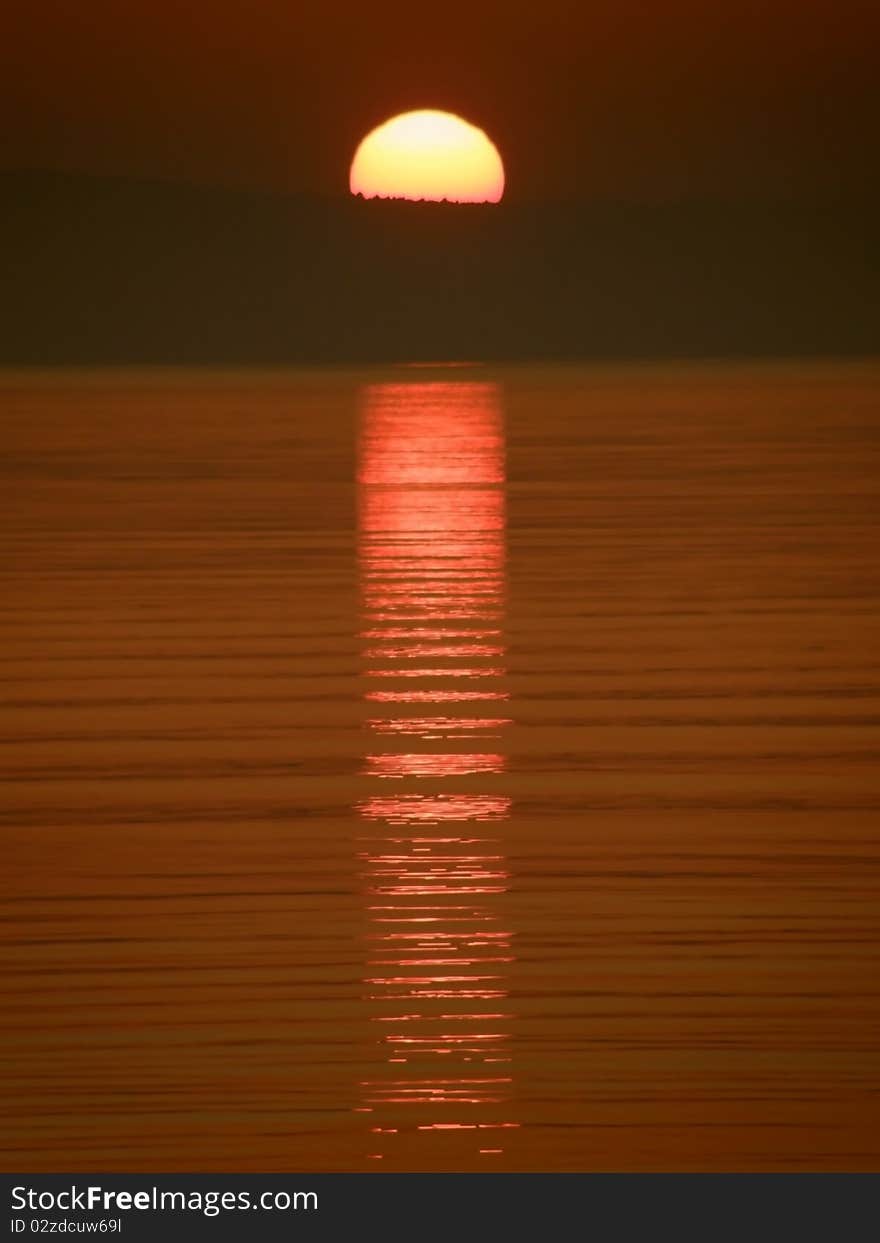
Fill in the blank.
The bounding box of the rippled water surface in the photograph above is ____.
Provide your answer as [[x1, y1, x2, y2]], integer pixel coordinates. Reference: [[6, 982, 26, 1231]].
[[3, 362, 879, 1171]]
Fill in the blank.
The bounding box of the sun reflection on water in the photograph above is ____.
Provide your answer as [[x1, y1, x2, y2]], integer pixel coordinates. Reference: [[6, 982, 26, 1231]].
[[355, 378, 518, 1165]]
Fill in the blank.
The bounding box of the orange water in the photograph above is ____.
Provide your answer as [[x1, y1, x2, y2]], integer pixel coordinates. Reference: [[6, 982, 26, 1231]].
[[2, 362, 878, 1170]]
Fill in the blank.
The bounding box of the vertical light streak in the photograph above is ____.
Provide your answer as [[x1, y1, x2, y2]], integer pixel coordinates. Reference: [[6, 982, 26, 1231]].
[[355, 379, 517, 1165]]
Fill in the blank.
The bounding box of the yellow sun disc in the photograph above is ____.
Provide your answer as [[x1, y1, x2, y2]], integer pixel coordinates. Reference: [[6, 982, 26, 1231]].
[[350, 110, 505, 204]]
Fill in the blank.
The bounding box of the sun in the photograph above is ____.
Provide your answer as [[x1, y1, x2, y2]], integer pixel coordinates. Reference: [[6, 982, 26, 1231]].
[[350, 110, 505, 204]]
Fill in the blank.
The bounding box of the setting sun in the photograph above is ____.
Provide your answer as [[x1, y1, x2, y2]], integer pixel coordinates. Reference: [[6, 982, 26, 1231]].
[[350, 110, 505, 204]]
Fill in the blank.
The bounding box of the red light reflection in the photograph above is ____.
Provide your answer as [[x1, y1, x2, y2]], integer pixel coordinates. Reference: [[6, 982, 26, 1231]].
[[355, 379, 517, 1166], [369, 717, 511, 741]]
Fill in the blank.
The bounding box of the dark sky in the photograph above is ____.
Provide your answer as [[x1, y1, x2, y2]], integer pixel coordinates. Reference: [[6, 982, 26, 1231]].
[[2, 0, 878, 200]]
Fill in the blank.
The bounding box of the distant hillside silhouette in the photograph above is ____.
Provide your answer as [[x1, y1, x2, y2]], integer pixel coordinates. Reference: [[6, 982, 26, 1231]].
[[2, 172, 877, 363]]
